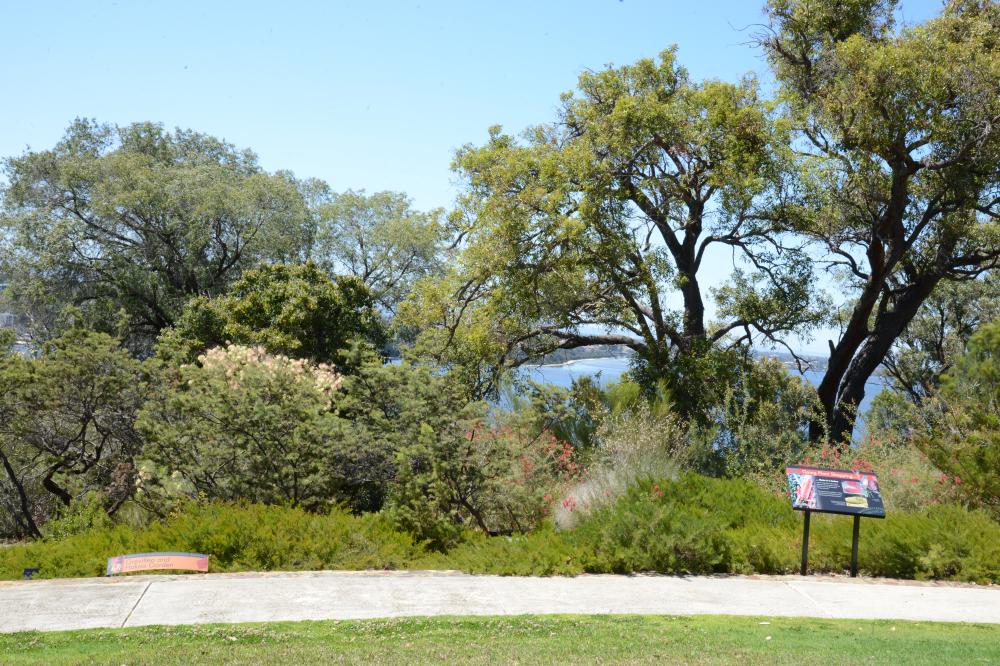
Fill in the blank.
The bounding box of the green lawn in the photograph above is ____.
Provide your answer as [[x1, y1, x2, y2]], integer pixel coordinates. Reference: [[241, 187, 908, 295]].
[[2, 615, 998, 665]]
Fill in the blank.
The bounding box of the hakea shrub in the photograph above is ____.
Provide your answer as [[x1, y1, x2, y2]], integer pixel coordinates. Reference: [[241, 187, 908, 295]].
[[197, 344, 343, 406], [138, 344, 346, 510]]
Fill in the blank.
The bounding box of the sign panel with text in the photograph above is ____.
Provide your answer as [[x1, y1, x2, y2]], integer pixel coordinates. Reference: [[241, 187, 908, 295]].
[[786, 466, 885, 518], [106, 552, 209, 576]]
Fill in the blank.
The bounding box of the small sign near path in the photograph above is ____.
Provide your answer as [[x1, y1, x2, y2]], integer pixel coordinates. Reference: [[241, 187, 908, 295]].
[[106, 552, 209, 576]]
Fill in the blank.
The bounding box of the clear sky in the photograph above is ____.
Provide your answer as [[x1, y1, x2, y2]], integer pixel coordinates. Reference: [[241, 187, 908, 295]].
[[1, 0, 945, 352]]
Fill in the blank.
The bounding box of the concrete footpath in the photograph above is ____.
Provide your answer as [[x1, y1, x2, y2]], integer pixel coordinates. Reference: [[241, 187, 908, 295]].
[[1, 570, 998, 633]]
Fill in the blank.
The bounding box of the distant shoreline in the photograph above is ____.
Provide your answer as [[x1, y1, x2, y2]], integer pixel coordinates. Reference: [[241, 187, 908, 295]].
[[521, 355, 885, 385]]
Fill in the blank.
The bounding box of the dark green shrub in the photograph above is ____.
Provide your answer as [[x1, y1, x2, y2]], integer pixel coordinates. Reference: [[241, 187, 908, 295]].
[[416, 528, 586, 576], [860, 506, 1000, 584], [567, 475, 1000, 582], [916, 320, 1000, 518], [4, 476, 998, 584], [572, 475, 800, 574], [0, 503, 421, 580], [161, 262, 386, 366], [138, 345, 345, 511], [0, 329, 149, 539]]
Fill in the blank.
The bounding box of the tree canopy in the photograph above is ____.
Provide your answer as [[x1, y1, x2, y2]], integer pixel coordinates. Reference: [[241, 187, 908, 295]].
[[161, 262, 386, 366], [0, 329, 148, 538], [313, 189, 447, 314], [401, 48, 827, 415], [763, 0, 1000, 439], [0, 120, 313, 350]]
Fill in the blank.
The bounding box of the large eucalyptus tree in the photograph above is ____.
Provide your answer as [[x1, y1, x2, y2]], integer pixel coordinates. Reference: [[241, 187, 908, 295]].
[[403, 49, 826, 414], [762, 0, 1000, 440]]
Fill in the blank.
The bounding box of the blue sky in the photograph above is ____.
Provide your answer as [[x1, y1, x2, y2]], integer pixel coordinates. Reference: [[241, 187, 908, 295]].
[[1, 0, 944, 352]]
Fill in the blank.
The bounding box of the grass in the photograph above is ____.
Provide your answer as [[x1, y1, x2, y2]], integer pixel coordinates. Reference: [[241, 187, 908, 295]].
[[1, 615, 999, 665]]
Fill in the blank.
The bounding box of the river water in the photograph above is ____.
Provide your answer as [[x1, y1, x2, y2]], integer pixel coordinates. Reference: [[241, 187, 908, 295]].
[[520, 357, 886, 438]]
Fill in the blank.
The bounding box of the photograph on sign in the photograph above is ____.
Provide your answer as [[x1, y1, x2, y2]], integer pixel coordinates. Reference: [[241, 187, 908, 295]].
[[785, 466, 885, 518]]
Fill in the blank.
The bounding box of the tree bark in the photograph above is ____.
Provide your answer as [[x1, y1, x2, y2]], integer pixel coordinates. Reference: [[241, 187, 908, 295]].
[[811, 275, 885, 441], [0, 448, 43, 539], [825, 275, 943, 442]]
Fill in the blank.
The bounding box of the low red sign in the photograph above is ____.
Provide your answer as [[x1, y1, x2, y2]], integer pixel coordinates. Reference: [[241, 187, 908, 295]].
[[106, 552, 209, 576]]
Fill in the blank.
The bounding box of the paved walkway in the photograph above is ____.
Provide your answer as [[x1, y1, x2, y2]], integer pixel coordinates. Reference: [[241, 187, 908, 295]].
[[1, 570, 998, 633]]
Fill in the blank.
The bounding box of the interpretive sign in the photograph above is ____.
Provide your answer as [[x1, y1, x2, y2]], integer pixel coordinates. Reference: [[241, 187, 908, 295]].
[[106, 552, 209, 576], [786, 466, 886, 578], [786, 466, 885, 518]]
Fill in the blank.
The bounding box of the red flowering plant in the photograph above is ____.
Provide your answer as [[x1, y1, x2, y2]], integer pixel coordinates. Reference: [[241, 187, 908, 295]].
[[469, 422, 584, 531], [552, 402, 692, 529], [794, 433, 966, 512], [387, 411, 584, 550]]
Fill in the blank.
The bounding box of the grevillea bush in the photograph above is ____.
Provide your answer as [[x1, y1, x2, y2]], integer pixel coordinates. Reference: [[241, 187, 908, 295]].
[[423, 474, 1000, 583], [388, 420, 583, 550], [5, 476, 999, 583], [0, 502, 420, 580]]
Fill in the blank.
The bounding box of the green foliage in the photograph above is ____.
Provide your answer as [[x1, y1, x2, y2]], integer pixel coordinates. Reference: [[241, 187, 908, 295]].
[[437, 474, 1000, 583], [140, 342, 507, 521], [763, 0, 1000, 440], [856, 505, 1000, 582], [0, 328, 148, 539], [501, 377, 612, 451], [944, 318, 1000, 403], [386, 402, 580, 550], [551, 401, 692, 530], [701, 357, 823, 481], [0, 327, 15, 353], [331, 350, 488, 515], [5, 476, 1000, 584], [138, 344, 344, 511], [414, 527, 587, 576], [0, 120, 314, 349], [630, 344, 754, 427], [313, 189, 447, 314], [570, 475, 799, 575], [41, 493, 113, 542], [916, 319, 1000, 516], [401, 48, 825, 408], [817, 433, 965, 514], [0, 503, 420, 580], [883, 276, 1000, 402], [161, 262, 386, 366]]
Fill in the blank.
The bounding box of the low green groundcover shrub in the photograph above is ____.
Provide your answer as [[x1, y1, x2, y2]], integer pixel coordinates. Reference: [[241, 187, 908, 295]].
[[423, 475, 1000, 583], [0, 503, 421, 580], [4, 475, 999, 583]]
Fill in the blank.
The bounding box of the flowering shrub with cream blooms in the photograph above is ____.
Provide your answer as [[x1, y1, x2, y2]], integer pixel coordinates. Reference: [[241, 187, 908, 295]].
[[197, 344, 343, 406], [138, 344, 346, 510]]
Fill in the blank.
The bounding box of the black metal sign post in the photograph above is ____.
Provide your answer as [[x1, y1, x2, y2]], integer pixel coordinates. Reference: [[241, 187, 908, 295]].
[[850, 515, 861, 577], [800, 510, 810, 576], [787, 466, 885, 577]]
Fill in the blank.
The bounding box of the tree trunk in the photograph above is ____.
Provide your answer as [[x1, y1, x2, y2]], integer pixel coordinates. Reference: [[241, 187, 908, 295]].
[[811, 278, 884, 441], [826, 275, 942, 443], [679, 269, 707, 345], [675, 226, 707, 348], [0, 448, 42, 539]]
